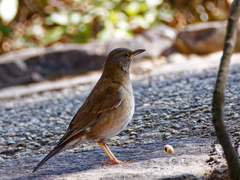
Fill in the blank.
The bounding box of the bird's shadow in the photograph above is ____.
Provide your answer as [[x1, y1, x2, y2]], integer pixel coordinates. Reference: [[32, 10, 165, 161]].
[[4, 137, 212, 180]]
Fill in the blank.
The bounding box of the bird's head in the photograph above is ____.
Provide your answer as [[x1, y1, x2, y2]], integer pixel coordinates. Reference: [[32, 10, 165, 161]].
[[104, 48, 145, 73]]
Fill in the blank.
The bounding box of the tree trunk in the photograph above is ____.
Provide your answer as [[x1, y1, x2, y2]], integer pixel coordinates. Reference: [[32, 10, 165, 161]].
[[212, 0, 240, 179]]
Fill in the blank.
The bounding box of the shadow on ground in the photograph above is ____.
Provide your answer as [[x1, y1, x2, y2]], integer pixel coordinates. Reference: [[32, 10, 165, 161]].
[[1, 137, 213, 180]]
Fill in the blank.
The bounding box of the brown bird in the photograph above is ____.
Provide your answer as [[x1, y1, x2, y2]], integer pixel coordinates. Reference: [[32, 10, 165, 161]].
[[33, 48, 145, 172]]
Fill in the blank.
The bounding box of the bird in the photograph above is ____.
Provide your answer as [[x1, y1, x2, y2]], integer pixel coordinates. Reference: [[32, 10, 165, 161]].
[[33, 48, 145, 172]]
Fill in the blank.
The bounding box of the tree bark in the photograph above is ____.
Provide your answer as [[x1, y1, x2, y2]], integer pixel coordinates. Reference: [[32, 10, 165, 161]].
[[212, 0, 240, 179]]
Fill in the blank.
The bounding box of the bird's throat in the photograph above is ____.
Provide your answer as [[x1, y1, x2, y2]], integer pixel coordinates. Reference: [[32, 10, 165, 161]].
[[102, 63, 130, 85]]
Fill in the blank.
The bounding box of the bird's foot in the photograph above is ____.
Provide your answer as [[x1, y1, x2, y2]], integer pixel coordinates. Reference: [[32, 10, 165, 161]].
[[104, 159, 133, 166], [101, 159, 111, 165]]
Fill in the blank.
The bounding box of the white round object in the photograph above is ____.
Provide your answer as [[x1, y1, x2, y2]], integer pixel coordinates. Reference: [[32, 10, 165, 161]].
[[164, 145, 174, 154]]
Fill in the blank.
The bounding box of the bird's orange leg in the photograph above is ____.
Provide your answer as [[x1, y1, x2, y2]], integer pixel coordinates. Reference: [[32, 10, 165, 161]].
[[97, 141, 132, 165], [97, 141, 113, 165]]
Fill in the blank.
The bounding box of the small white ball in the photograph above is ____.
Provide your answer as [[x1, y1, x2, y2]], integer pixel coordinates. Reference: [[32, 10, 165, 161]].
[[164, 145, 174, 154]]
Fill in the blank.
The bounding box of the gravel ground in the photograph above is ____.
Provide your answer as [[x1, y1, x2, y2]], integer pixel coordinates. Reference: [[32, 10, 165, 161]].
[[0, 64, 240, 179]]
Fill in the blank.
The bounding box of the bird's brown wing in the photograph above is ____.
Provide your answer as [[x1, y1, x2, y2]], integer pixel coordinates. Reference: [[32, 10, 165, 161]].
[[57, 81, 123, 146]]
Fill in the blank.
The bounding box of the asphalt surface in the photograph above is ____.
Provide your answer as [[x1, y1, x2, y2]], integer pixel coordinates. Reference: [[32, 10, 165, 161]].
[[0, 64, 240, 179]]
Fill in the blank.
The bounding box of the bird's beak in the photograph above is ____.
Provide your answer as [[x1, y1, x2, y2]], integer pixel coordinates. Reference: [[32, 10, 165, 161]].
[[131, 49, 145, 57]]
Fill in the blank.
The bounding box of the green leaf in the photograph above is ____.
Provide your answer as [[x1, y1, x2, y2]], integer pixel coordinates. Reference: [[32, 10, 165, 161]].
[[158, 9, 173, 22], [144, 9, 158, 23], [72, 24, 90, 43], [70, 12, 82, 25], [125, 1, 140, 16], [115, 20, 131, 30], [109, 10, 119, 22], [97, 20, 114, 40], [146, 0, 163, 8], [41, 26, 65, 45], [140, 2, 149, 12], [50, 12, 69, 26], [131, 15, 150, 29], [0, 23, 12, 36], [39, 0, 47, 5]]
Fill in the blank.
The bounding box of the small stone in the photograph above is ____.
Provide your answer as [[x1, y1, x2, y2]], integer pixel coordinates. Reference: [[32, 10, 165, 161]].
[[145, 123, 152, 128], [5, 106, 13, 110], [151, 113, 158, 117], [29, 142, 41, 147], [234, 132, 240, 136], [27, 136, 32, 140], [214, 159, 221, 164], [206, 157, 214, 163], [129, 135, 135, 139], [174, 114, 184, 118], [0, 156, 4, 162], [203, 108, 211, 113], [14, 154, 20, 158], [181, 128, 189, 133], [194, 125, 207, 129], [197, 118, 206, 123], [162, 173, 198, 180], [164, 132, 171, 137], [7, 140, 15, 145], [17, 142, 26, 147], [171, 124, 181, 129], [201, 134, 210, 138], [127, 128, 134, 132], [130, 132, 138, 136], [45, 109, 51, 113], [170, 130, 178, 134], [143, 116, 151, 120], [0, 148, 19, 155], [18, 147, 24, 151], [212, 168, 224, 174]]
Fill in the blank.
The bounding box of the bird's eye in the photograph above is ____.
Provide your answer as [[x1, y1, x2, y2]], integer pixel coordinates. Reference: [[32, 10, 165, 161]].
[[124, 53, 129, 58]]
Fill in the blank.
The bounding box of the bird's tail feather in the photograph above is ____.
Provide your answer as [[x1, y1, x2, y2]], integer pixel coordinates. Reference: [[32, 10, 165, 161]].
[[32, 145, 64, 173]]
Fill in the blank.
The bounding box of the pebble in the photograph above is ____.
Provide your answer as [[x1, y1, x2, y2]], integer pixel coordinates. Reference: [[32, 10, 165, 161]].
[[7, 141, 15, 145], [0, 148, 18, 155], [164, 133, 171, 137], [127, 128, 134, 132], [193, 125, 207, 129], [162, 173, 198, 180], [28, 142, 41, 147], [212, 168, 224, 174], [27, 136, 32, 140], [0, 157, 4, 161], [18, 147, 24, 151], [145, 123, 152, 128], [234, 132, 240, 136], [130, 132, 138, 136], [201, 134, 210, 138]]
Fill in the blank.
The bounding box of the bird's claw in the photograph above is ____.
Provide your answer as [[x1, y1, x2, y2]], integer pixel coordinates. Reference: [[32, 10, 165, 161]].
[[102, 159, 133, 166], [101, 160, 111, 165]]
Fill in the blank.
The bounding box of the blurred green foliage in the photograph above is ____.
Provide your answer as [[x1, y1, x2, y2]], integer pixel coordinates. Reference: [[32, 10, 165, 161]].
[[0, 0, 231, 54], [0, 23, 13, 36]]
